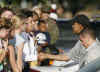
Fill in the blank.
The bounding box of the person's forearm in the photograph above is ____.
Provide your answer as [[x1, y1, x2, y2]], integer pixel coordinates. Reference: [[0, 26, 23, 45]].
[[47, 54, 70, 61], [17, 52, 23, 72], [0, 50, 6, 63], [17, 43, 24, 72], [8, 45, 19, 72]]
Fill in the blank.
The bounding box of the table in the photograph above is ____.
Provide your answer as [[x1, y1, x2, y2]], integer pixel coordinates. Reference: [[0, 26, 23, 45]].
[[31, 60, 79, 72]]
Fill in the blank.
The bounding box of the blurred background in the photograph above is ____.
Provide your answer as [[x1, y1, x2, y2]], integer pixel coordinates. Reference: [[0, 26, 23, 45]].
[[0, 0, 100, 16], [0, 0, 100, 50]]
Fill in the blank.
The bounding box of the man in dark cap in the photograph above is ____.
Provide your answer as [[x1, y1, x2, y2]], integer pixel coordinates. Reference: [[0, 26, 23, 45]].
[[72, 14, 91, 34]]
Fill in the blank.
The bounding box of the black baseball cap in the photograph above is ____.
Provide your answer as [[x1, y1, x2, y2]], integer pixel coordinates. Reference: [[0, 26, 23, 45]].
[[72, 14, 91, 28]]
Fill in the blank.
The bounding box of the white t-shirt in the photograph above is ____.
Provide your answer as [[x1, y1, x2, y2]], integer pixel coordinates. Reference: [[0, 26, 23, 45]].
[[22, 32, 38, 62]]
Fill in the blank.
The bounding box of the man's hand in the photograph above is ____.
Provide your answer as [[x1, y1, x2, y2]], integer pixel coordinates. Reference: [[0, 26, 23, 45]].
[[39, 53, 70, 61], [58, 49, 64, 53], [38, 53, 48, 61]]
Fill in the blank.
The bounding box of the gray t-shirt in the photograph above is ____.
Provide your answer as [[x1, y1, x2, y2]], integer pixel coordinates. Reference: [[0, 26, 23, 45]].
[[68, 40, 86, 62], [68, 39, 100, 69]]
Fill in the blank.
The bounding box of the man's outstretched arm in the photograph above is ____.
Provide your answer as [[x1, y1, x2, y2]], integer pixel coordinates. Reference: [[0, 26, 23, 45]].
[[39, 53, 70, 61]]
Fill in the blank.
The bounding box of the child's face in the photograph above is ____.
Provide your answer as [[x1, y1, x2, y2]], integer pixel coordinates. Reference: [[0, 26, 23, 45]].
[[39, 23, 47, 32], [0, 28, 8, 39], [23, 18, 33, 32], [33, 15, 39, 21], [41, 13, 49, 20], [25, 22, 34, 32], [1, 10, 14, 19], [57, 7, 64, 15]]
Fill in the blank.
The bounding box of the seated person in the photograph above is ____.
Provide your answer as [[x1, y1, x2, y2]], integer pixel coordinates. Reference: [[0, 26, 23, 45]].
[[39, 28, 100, 70]]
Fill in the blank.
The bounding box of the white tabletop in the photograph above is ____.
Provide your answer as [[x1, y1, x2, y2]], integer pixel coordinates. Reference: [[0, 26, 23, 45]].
[[31, 60, 79, 72]]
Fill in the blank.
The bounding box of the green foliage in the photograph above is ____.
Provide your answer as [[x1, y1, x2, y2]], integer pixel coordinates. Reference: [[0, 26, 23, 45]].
[[0, 0, 51, 8], [38, 0, 49, 4]]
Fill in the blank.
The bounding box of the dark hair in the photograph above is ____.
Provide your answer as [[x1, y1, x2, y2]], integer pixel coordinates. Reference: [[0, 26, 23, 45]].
[[18, 9, 33, 18], [0, 25, 9, 30], [73, 14, 91, 28], [38, 20, 47, 26], [17, 9, 39, 19], [0, 7, 14, 16], [80, 28, 96, 40], [41, 10, 50, 14]]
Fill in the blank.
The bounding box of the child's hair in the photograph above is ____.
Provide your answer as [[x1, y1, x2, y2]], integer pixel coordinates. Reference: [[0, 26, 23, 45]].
[[11, 15, 24, 29], [38, 20, 47, 26], [0, 7, 14, 16], [18, 9, 33, 18], [0, 18, 12, 29]]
